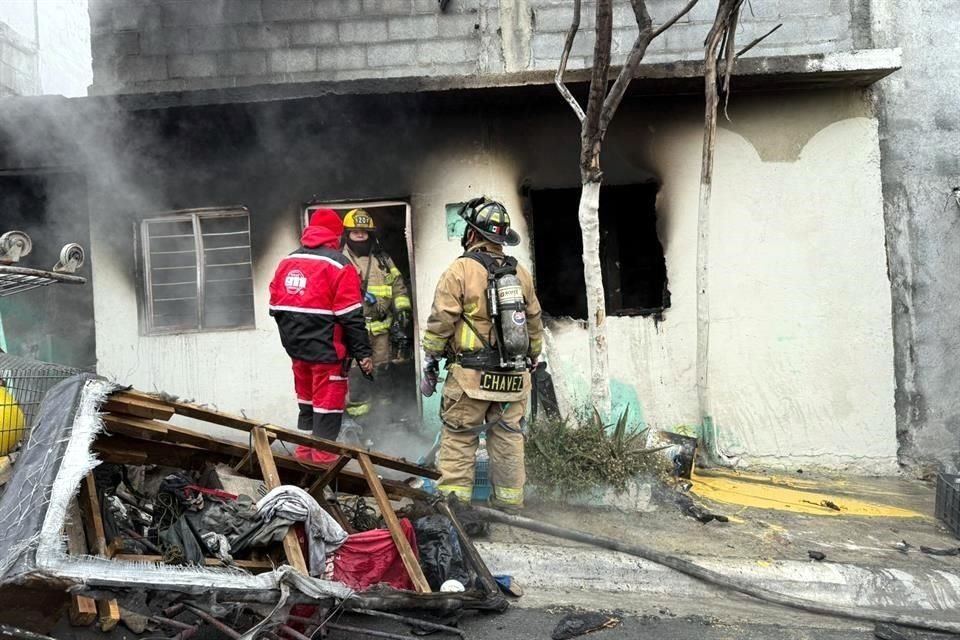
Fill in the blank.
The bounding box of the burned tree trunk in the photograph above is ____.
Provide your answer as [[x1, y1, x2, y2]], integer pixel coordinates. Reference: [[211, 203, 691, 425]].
[[556, 0, 699, 417], [697, 0, 745, 463]]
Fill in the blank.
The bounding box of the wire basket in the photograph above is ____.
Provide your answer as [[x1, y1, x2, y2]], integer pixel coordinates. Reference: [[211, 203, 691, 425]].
[[936, 473, 960, 539], [0, 352, 80, 456]]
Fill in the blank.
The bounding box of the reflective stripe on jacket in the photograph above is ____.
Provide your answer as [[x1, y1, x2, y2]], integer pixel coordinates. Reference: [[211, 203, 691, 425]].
[[343, 247, 411, 335], [269, 213, 371, 363]]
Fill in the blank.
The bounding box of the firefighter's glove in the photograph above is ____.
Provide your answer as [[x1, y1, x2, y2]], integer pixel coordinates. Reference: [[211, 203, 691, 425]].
[[363, 291, 377, 306], [421, 355, 441, 397]]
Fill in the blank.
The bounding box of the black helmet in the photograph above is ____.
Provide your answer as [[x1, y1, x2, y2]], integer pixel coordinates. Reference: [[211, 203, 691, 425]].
[[458, 197, 520, 246]]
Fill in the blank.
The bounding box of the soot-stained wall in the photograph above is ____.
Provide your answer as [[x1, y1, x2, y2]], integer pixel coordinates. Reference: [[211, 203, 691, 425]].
[[0, 86, 896, 472]]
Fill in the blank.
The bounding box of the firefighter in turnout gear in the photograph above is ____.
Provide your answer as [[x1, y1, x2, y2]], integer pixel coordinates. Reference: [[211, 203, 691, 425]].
[[341, 208, 413, 418], [421, 197, 543, 511], [269, 208, 373, 464]]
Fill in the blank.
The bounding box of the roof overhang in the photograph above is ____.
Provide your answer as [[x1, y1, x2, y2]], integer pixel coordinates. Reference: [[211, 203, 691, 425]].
[[92, 48, 901, 113]]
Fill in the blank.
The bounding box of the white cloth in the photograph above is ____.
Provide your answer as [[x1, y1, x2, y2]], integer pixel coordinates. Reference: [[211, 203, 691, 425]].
[[255, 485, 347, 577]]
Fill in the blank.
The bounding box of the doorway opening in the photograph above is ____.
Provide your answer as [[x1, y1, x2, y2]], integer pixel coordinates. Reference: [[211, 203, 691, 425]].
[[302, 200, 425, 459]]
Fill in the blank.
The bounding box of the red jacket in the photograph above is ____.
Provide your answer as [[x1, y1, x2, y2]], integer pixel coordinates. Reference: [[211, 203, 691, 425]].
[[269, 209, 372, 363]]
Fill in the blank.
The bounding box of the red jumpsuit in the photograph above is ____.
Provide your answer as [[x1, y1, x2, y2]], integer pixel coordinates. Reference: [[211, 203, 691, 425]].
[[269, 209, 372, 463]]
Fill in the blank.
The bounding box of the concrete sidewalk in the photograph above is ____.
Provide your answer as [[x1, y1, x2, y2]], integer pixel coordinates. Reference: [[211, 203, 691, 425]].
[[475, 469, 960, 614]]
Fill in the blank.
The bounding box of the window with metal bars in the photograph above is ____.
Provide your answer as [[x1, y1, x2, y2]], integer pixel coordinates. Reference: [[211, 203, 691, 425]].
[[140, 207, 255, 334]]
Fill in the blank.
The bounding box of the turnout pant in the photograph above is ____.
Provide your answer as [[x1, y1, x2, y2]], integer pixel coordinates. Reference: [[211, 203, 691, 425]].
[[436, 373, 527, 507], [292, 359, 348, 464], [346, 333, 393, 417]]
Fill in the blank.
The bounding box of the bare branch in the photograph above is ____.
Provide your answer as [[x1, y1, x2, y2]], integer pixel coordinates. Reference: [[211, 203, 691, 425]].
[[651, 0, 701, 39], [581, 0, 613, 180], [736, 23, 781, 57], [555, 0, 586, 122], [597, 0, 701, 139], [721, 2, 741, 95]]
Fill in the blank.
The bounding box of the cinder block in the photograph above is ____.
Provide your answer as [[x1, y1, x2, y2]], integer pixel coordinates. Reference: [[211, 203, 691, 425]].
[[388, 15, 439, 40], [113, 5, 161, 31], [98, 31, 142, 58], [438, 13, 480, 38], [167, 53, 217, 78], [218, 50, 269, 75], [339, 20, 389, 43], [317, 45, 367, 69], [268, 48, 317, 73], [367, 42, 416, 67], [140, 28, 191, 55], [531, 31, 592, 60], [804, 14, 851, 44], [221, 0, 262, 24], [662, 21, 708, 53], [314, 0, 362, 19], [263, 0, 315, 22], [291, 21, 340, 46], [363, 0, 416, 14], [780, 0, 833, 18], [235, 24, 291, 49], [417, 39, 478, 64], [117, 55, 167, 82], [534, 6, 592, 33], [189, 26, 239, 52], [159, 1, 223, 27]]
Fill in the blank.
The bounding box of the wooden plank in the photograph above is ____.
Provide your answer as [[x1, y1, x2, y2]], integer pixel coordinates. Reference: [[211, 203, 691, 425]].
[[103, 394, 175, 421], [307, 456, 350, 501], [102, 414, 169, 440], [96, 600, 120, 632], [0, 456, 12, 488], [252, 427, 308, 575], [64, 499, 88, 556], [121, 390, 439, 479], [97, 599, 120, 632], [112, 554, 274, 573], [357, 453, 431, 593], [92, 434, 426, 501], [324, 500, 355, 535], [78, 474, 107, 557], [69, 594, 97, 626]]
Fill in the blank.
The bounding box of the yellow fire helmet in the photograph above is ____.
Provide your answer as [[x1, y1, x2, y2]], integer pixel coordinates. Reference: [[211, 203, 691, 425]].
[[343, 208, 376, 232]]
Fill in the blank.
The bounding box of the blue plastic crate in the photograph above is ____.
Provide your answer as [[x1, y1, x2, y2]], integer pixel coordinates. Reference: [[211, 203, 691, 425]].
[[473, 458, 492, 502]]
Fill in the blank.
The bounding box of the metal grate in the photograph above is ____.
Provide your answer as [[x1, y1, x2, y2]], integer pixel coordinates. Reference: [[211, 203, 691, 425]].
[[141, 207, 255, 334], [0, 353, 80, 456], [0, 265, 85, 297]]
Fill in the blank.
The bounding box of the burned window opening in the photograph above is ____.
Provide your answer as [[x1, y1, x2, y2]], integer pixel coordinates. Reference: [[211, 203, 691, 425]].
[[530, 184, 669, 320], [140, 207, 255, 335]]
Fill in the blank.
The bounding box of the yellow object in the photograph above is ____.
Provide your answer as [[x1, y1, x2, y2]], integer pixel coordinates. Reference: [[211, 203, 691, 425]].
[[690, 469, 924, 519], [0, 387, 25, 456], [343, 209, 376, 231]]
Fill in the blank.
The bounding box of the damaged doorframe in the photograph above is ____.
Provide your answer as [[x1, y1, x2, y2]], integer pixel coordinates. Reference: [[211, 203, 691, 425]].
[[301, 199, 424, 415]]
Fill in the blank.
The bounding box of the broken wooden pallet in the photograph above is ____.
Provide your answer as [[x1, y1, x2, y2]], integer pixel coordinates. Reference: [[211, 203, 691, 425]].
[[99, 388, 435, 592]]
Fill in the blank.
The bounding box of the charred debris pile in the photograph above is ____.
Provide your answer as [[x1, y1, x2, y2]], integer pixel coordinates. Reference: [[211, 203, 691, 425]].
[[0, 376, 508, 639]]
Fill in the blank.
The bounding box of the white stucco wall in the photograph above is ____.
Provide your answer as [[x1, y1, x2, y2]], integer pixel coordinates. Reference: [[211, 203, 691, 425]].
[[0, 0, 92, 96], [90, 90, 896, 472], [542, 113, 896, 473]]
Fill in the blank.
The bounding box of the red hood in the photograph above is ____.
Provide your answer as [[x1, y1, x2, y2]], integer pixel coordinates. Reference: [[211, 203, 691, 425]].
[[301, 208, 343, 249]]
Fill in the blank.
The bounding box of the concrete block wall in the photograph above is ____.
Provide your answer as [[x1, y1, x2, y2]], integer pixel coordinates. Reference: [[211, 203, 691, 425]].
[[89, 0, 863, 94], [0, 22, 38, 96]]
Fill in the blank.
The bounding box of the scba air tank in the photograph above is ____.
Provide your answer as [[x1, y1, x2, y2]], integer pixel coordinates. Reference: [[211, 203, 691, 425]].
[[494, 273, 529, 361]]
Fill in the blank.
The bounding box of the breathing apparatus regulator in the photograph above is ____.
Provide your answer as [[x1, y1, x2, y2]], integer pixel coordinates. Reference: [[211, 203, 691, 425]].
[[458, 198, 530, 371]]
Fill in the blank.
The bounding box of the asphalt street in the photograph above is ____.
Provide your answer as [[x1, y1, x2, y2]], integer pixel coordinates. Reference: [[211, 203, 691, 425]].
[[324, 605, 881, 640]]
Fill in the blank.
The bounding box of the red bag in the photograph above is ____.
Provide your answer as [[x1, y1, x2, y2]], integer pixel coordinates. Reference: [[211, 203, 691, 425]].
[[333, 519, 419, 591]]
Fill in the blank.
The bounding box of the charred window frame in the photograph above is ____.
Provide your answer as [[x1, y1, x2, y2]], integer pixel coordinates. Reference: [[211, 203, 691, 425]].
[[529, 184, 669, 320], [140, 207, 255, 335]]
